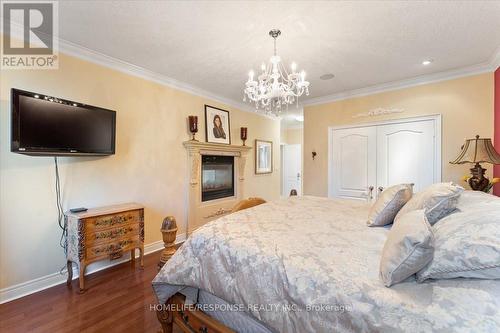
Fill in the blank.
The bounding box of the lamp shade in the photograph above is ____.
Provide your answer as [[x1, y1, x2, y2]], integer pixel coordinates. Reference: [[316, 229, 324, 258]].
[[450, 135, 500, 165]]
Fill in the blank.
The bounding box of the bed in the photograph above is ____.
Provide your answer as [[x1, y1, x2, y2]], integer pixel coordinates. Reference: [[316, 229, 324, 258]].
[[152, 195, 500, 333]]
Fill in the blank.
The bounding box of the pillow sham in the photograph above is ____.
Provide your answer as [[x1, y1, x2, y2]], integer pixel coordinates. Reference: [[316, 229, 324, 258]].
[[416, 197, 500, 282], [380, 209, 434, 287], [394, 182, 463, 225], [367, 184, 413, 227]]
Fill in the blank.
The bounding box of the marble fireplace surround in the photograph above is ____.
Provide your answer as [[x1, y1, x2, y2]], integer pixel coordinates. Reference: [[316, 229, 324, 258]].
[[183, 140, 252, 233]]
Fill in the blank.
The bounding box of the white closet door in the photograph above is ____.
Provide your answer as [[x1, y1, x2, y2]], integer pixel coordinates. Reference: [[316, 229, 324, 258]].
[[376, 120, 436, 193], [331, 127, 377, 200]]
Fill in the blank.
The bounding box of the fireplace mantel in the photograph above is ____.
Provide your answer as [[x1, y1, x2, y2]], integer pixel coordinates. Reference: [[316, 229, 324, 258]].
[[183, 141, 252, 155], [183, 140, 252, 233]]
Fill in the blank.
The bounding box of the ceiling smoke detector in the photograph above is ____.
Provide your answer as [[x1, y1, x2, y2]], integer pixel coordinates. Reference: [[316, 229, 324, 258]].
[[320, 73, 335, 80]]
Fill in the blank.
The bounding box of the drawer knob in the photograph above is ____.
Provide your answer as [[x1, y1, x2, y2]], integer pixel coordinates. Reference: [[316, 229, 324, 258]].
[[109, 249, 123, 260]]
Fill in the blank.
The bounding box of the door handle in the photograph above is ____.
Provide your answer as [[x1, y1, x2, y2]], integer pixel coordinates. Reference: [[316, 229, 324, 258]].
[[378, 186, 384, 193], [368, 186, 374, 200]]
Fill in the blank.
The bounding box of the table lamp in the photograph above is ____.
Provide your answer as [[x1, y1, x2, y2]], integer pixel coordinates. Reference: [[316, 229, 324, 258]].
[[450, 135, 500, 191]]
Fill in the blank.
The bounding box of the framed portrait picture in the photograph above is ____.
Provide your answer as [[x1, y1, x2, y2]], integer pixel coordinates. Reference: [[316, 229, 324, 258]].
[[205, 105, 231, 144], [255, 139, 273, 174]]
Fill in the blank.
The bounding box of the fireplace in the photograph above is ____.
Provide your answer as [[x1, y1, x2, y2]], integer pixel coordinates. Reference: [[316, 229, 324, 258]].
[[201, 155, 235, 202], [184, 140, 251, 232]]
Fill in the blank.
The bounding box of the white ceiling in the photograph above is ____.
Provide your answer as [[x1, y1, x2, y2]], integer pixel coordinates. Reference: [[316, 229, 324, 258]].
[[52, 1, 500, 126]]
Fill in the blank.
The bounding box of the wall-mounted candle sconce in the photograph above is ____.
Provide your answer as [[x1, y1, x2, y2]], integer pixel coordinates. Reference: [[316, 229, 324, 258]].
[[240, 127, 248, 146], [188, 115, 198, 141], [312, 151, 317, 160]]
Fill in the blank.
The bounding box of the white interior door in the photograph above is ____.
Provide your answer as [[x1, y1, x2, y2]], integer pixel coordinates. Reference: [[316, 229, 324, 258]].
[[331, 127, 377, 200], [283, 144, 302, 196], [376, 120, 437, 193]]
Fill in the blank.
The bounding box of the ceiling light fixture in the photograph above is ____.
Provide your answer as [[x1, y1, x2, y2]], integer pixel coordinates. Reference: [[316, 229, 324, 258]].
[[422, 59, 433, 65], [244, 29, 310, 116]]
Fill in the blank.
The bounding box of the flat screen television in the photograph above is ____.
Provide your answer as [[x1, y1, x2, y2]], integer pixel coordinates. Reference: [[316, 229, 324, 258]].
[[11, 88, 116, 156]]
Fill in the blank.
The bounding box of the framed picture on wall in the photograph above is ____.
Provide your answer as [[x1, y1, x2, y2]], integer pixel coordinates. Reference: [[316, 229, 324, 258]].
[[205, 105, 231, 144], [255, 139, 273, 174]]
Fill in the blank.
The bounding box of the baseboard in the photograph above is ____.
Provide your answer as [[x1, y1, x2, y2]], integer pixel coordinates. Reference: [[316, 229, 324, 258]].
[[0, 233, 187, 304]]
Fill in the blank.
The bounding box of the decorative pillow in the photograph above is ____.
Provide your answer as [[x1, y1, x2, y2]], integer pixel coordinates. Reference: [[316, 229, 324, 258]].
[[367, 184, 413, 227], [379, 210, 434, 287], [394, 182, 464, 225], [416, 196, 500, 282]]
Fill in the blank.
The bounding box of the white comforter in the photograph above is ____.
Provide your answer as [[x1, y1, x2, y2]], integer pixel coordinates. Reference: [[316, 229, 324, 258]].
[[153, 196, 500, 333]]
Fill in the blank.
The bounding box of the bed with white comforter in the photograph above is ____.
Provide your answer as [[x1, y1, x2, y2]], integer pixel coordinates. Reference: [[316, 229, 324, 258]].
[[153, 195, 500, 333]]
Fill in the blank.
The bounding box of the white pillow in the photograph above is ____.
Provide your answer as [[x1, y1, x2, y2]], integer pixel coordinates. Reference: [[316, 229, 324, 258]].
[[380, 210, 434, 287], [367, 184, 413, 227], [417, 195, 500, 282], [395, 182, 463, 225]]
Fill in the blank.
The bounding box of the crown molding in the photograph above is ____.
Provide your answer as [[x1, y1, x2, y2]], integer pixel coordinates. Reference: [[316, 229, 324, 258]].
[[57, 36, 280, 119], [303, 47, 500, 107], [4, 21, 499, 114], [2, 21, 261, 116], [58, 38, 262, 114]]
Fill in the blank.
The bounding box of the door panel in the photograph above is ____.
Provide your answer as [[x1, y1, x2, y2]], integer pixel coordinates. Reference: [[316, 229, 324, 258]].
[[331, 127, 376, 200], [376, 120, 436, 192], [283, 144, 302, 196]]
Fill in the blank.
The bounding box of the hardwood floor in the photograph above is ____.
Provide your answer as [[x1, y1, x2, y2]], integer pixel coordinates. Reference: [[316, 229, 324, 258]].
[[0, 251, 182, 333]]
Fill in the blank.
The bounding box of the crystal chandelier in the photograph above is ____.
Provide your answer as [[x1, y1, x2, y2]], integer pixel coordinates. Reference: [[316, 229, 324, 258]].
[[244, 29, 310, 116]]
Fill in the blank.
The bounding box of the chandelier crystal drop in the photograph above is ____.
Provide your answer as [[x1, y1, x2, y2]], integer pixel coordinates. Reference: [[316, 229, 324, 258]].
[[243, 29, 310, 116]]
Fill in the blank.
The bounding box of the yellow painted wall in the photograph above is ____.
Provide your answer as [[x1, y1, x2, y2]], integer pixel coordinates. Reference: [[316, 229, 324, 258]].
[[303, 73, 494, 196], [0, 51, 281, 289], [282, 128, 303, 145]]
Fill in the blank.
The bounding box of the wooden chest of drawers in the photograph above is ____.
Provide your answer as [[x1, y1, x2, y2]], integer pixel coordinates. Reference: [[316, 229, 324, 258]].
[[66, 203, 144, 292]]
